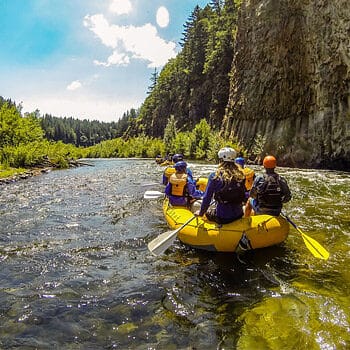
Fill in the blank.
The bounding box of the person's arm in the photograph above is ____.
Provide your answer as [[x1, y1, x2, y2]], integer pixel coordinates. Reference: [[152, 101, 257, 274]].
[[165, 182, 171, 196], [280, 176, 292, 203], [198, 174, 216, 216], [186, 168, 194, 180], [249, 175, 263, 199], [187, 177, 203, 199], [162, 168, 169, 185]]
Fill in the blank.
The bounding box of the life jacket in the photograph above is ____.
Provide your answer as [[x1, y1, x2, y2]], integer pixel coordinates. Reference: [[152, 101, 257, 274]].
[[214, 178, 246, 205], [160, 160, 173, 166], [169, 173, 188, 196], [257, 174, 283, 208], [243, 167, 255, 190], [196, 177, 208, 192], [164, 166, 176, 181]]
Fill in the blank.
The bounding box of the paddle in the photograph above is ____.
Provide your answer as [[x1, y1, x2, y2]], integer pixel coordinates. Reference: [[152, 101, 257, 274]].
[[144, 190, 164, 199], [141, 182, 161, 187], [148, 216, 196, 255], [281, 213, 330, 260]]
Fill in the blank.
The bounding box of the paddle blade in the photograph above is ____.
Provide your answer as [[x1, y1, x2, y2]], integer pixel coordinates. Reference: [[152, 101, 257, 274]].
[[282, 213, 330, 260], [143, 190, 164, 199], [148, 229, 178, 255], [148, 216, 196, 256], [299, 230, 330, 260]]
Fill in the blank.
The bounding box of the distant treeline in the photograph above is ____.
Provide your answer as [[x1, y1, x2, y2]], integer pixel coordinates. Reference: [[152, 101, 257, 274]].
[[40, 108, 138, 146], [0, 97, 86, 170], [0, 95, 244, 174]]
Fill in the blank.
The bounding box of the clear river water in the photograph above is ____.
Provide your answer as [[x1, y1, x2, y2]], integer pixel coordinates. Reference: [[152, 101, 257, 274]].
[[0, 159, 349, 349]]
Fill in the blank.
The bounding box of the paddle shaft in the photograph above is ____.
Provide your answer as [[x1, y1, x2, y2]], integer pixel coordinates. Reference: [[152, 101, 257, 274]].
[[148, 216, 196, 255]]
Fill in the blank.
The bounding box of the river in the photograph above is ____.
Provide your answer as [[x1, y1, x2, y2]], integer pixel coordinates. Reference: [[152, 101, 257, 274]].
[[0, 159, 349, 349]]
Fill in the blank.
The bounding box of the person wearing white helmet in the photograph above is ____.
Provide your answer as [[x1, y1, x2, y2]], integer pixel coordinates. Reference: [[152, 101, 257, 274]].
[[194, 147, 246, 224]]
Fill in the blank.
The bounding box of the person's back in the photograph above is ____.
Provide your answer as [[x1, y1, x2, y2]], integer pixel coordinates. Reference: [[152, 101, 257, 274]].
[[196, 147, 246, 224], [165, 161, 203, 206], [162, 153, 193, 185], [245, 155, 291, 216]]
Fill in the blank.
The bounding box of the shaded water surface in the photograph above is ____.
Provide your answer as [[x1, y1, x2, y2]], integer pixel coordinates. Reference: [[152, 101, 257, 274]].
[[0, 159, 349, 349]]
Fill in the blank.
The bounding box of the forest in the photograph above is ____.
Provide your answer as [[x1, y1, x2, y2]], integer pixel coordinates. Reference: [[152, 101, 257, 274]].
[[0, 96, 242, 179], [40, 109, 137, 147], [125, 0, 241, 138]]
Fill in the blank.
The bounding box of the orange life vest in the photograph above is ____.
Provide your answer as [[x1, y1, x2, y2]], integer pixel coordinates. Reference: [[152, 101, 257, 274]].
[[196, 177, 208, 192], [164, 166, 176, 181], [169, 173, 187, 196], [243, 167, 255, 190]]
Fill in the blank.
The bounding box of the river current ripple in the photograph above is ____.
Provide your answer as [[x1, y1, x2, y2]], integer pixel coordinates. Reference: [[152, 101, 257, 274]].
[[0, 159, 349, 349]]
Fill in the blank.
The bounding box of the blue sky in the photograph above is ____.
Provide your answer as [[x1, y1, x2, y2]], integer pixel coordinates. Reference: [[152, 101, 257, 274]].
[[0, 0, 209, 122]]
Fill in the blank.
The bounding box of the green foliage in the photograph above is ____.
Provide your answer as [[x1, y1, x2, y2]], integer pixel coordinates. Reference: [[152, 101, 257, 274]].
[[0, 102, 43, 148], [85, 135, 165, 159], [172, 131, 194, 157], [0, 140, 86, 169], [0, 100, 87, 170], [85, 118, 244, 162], [40, 109, 138, 147], [163, 115, 177, 152], [193, 119, 211, 159], [126, 1, 241, 139], [251, 133, 267, 159], [0, 165, 26, 179]]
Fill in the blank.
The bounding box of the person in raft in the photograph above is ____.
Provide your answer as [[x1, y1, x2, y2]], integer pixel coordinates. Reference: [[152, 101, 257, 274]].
[[165, 161, 203, 207], [194, 147, 246, 224], [235, 156, 255, 200], [244, 155, 291, 217], [162, 153, 193, 185]]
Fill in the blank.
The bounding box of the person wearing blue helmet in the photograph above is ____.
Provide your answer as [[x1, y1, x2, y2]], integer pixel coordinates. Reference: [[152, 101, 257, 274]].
[[235, 156, 255, 199], [165, 161, 203, 206], [162, 153, 193, 185], [235, 157, 245, 168]]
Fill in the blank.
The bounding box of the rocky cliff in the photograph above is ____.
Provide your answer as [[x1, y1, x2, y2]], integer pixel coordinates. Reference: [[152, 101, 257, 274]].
[[222, 0, 350, 170]]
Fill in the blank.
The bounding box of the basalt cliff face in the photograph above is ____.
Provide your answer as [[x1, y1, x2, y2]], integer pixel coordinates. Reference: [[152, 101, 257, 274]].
[[222, 0, 350, 170]]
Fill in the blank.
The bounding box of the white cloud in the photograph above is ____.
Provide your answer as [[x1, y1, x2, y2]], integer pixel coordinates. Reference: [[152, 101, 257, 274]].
[[84, 14, 176, 68], [67, 80, 82, 91], [109, 0, 132, 15], [94, 51, 130, 67], [156, 6, 169, 28]]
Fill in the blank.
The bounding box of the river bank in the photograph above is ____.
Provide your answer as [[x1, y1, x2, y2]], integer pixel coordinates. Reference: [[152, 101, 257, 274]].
[[0, 167, 53, 185], [0, 159, 93, 185]]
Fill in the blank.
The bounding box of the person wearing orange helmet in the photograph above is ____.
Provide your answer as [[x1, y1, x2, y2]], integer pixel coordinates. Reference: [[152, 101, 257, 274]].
[[244, 155, 291, 216]]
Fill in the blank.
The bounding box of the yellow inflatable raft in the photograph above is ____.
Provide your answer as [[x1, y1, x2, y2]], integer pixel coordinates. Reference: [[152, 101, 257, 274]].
[[163, 198, 289, 252]]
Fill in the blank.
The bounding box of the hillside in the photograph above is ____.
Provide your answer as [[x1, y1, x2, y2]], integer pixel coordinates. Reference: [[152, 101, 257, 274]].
[[129, 0, 349, 170]]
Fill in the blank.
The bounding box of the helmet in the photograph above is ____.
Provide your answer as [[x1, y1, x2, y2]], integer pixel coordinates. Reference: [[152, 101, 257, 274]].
[[174, 161, 187, 171], [172, 153, 184, 163], [235, 157, 245, 167], [218, 147, 237, 162], [263, 155, 277, 168]]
